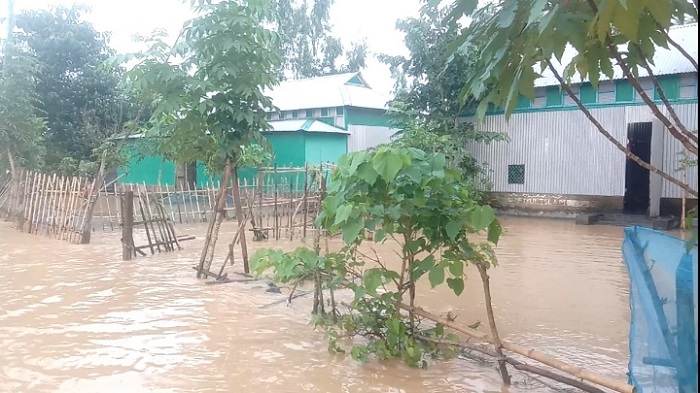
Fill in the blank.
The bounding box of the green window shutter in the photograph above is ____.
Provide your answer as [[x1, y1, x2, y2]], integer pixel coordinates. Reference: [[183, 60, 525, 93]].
[[546, 86, 562, 107], [616, 80, 634, 102], [515, 95, 530, 109], [292, 110, 299, 118], [580, 83, 597, 104], [321, 108, 329, 116], [655, 75, 680, 101], [306, 109, 314, 118], [336, 107, 344, 115]]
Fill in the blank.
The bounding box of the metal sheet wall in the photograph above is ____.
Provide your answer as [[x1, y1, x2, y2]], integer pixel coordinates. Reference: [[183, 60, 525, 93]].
[[466, 103, 697, 198], [347, 125, 398, 152]]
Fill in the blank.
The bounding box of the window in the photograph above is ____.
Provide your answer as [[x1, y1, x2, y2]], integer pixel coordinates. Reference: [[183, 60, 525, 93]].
[[546, 86, 563, 107], [616, 80, 634, 102], [320, 108, 329, 116], [579, 83, 597, 104], [265, 112, 272, 120], [597, 81, 616, 103], [531, 88, 547, 108], [562, 85, 580, 105], [679, 73, 698, 99], [634, 79, 654, 102], [292, 110, 299, 118], [508, 165, 525, 185], [336, 107, 344, 115], [279, 111, 286, 119], [515, 95, 530, 109], [306, 109, 314, 118]]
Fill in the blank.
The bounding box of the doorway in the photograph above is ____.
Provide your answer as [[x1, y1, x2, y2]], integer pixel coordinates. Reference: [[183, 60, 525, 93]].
[[623, 122, 652, 214]]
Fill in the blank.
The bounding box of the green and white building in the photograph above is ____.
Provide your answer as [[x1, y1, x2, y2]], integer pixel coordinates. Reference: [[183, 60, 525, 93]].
[[117, 72, 394, 186], [463, 23, 698, 218]]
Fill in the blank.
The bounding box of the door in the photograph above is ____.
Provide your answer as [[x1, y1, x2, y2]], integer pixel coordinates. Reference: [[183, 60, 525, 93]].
[[623, 122, 652, 215]]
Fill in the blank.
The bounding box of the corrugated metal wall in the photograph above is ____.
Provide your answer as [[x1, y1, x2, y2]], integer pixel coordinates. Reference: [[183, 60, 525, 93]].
[[347, 125, 398, 152], [466, 103, 698, 198]]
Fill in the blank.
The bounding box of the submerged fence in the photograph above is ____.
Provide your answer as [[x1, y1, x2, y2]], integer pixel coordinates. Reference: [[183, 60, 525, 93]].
[[622, 226, 698, 393]]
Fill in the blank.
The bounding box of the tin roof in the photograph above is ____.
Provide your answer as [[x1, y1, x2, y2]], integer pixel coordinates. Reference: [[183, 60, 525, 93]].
[[266, 119, 350, 134], [535, 23, 698, 87], [267, 72, 390, 112]]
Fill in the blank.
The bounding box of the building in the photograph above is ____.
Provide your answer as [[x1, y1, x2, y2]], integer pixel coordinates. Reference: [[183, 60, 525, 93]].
[[117, 72, 394, 187], [464, 23, 698, 218]]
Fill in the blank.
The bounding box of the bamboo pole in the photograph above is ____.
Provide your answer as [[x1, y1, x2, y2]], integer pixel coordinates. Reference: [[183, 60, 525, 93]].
[[165, 184, 176, 224], [121, 191, 135, 260], [136, 190, 156, 254], [396, 303, 635, 393], [38, 174, 52, 236], [196, 163, 231, 278], [193, 180, 202, 223], [303, 164, 309, 239], [50, 175, 66, 236], [25, 171, 39, 233], [57, 177, 75, 240], [104, 180, 114, 231], [179, 181, 189, 224], [231, 168, 250, 273], [477, 265, 511, 385], [65, 177, 84, 241], [141, 184, 164, 252]]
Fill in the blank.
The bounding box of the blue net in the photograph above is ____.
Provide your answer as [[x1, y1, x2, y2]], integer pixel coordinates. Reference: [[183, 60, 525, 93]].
[[622, 226, 698, 393]]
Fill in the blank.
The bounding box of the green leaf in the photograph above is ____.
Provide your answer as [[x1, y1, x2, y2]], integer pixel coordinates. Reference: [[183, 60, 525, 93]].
[[470, 205, 496, 231], [372, 150, 404, 181], [445, 220, 462, 241], [356, 162, 379, 184], [341, 219, 364, 244], [333, 204, 353, 226], [446, 277, 465, 296], [374, 229, 387, 242], [487, 220, 502, 245], [448, 260, 464, 278], [363, 268, 384, 295], [428, 265, 445, 288]]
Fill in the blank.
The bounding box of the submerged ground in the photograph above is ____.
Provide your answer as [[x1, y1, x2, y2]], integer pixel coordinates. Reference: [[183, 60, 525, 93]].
[[0, 216, 631, 393]]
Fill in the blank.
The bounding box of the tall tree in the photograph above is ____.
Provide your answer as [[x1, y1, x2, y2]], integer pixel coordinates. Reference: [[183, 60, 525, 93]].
[[380, 4, 505, 183], [15, 5, 127, 167], [274, 0, 368, 78], [1, 0, 46, 173], [446, 0, 698, 198]]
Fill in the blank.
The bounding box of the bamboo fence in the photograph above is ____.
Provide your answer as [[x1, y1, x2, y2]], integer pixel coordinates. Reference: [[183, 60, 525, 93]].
[[0, 169, 99, 243]]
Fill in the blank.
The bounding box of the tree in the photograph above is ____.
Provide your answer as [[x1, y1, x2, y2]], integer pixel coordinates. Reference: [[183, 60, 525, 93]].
[[273, 0, 368, 78], [126, 0, 283, 276], [380, 4, 505, 187], [15, 5, 128, 167], [1, 2, 46, 174], [446, 0, 698, 198]]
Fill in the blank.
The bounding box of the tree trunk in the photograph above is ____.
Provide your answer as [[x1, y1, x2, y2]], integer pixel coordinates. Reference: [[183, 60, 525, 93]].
[[231, 168, 250, 273], [477, 265, 511, 386], [196, 162, 231, 278], [80, 157, 107, 244]]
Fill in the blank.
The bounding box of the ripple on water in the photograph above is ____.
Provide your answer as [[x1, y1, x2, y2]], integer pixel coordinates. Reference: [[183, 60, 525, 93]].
[[0, 217, 631, 392]]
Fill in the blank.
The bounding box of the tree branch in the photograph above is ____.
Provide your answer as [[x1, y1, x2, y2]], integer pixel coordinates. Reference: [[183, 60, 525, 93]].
[[633, 45, 699, 145], [547, 60, 698, 197], [661, 25, 698, 72]]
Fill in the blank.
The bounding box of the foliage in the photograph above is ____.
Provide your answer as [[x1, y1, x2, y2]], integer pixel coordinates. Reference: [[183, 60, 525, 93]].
[[273, 0, 368, 78], [0, 43, 46, 171], [15, 5, 130, 167], [125, 0, 282, 172], [445, 0, 698, 196], [237, 143, 273, 169], [253, 146, 502, 367]]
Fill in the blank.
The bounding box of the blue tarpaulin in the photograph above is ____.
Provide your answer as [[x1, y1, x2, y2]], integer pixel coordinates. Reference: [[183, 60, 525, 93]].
[[622, 226, 698, 393]]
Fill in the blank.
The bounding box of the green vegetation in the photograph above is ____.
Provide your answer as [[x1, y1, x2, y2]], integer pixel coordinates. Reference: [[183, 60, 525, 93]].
[[252, 146, 502, 367]]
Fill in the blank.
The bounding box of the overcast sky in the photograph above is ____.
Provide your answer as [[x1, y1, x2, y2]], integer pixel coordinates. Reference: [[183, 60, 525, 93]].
[[5, 0, 423, 97]]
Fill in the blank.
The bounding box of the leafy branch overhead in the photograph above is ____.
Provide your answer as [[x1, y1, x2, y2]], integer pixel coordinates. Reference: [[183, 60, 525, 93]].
[[446, 0, 698, 197], [125, 0, 282, 171]]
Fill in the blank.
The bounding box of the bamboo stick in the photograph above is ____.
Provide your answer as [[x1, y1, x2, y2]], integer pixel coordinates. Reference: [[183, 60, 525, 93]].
[[179, 181, 189, 224], [231, 168, 250, 273], [303, 164, 309, 239], [477, 265, 511, 385], [38, 174, 52, 236], [142, 183, 165, 252], [57, 177, 75, 240], [136, 190, 156, 254], [65, 177, 83, 241], [50, 175, 66, 237], [104, 180, 114, 231], [165, 184, 176, 224], [197, 164, 231, 277], [26, 171, 39, 233], [397, 303, 635, 393]]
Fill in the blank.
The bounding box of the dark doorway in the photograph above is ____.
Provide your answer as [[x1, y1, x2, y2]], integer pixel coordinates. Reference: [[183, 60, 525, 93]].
[[185, 163, 197, 189], [624, 122, 652, 214]]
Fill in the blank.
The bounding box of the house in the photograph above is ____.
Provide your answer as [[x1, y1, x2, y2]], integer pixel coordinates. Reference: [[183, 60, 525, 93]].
[[463, 23, 698, 219], [117, 72, 394, 187]]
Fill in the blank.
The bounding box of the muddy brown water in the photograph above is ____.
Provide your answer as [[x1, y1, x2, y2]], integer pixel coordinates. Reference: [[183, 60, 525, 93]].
[[0, 217, 631, 393]]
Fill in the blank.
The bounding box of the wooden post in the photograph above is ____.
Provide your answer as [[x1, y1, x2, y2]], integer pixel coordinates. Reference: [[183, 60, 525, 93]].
[[196, 163, 231, 278], [231, 168, 250, 273], [121, 191, 135, 260], [303, 164, 309, 238]]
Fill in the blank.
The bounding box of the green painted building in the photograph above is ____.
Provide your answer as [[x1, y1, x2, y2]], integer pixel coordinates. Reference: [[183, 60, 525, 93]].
[[117, 72, 394, 186]]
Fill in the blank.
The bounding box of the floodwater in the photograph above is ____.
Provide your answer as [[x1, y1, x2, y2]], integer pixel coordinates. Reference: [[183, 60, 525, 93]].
[[0, 217, 631, 393]]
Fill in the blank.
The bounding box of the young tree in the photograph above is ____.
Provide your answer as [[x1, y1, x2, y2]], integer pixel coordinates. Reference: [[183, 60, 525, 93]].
[[446, 0, 698, 197], [126, 0, 282, 276]]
